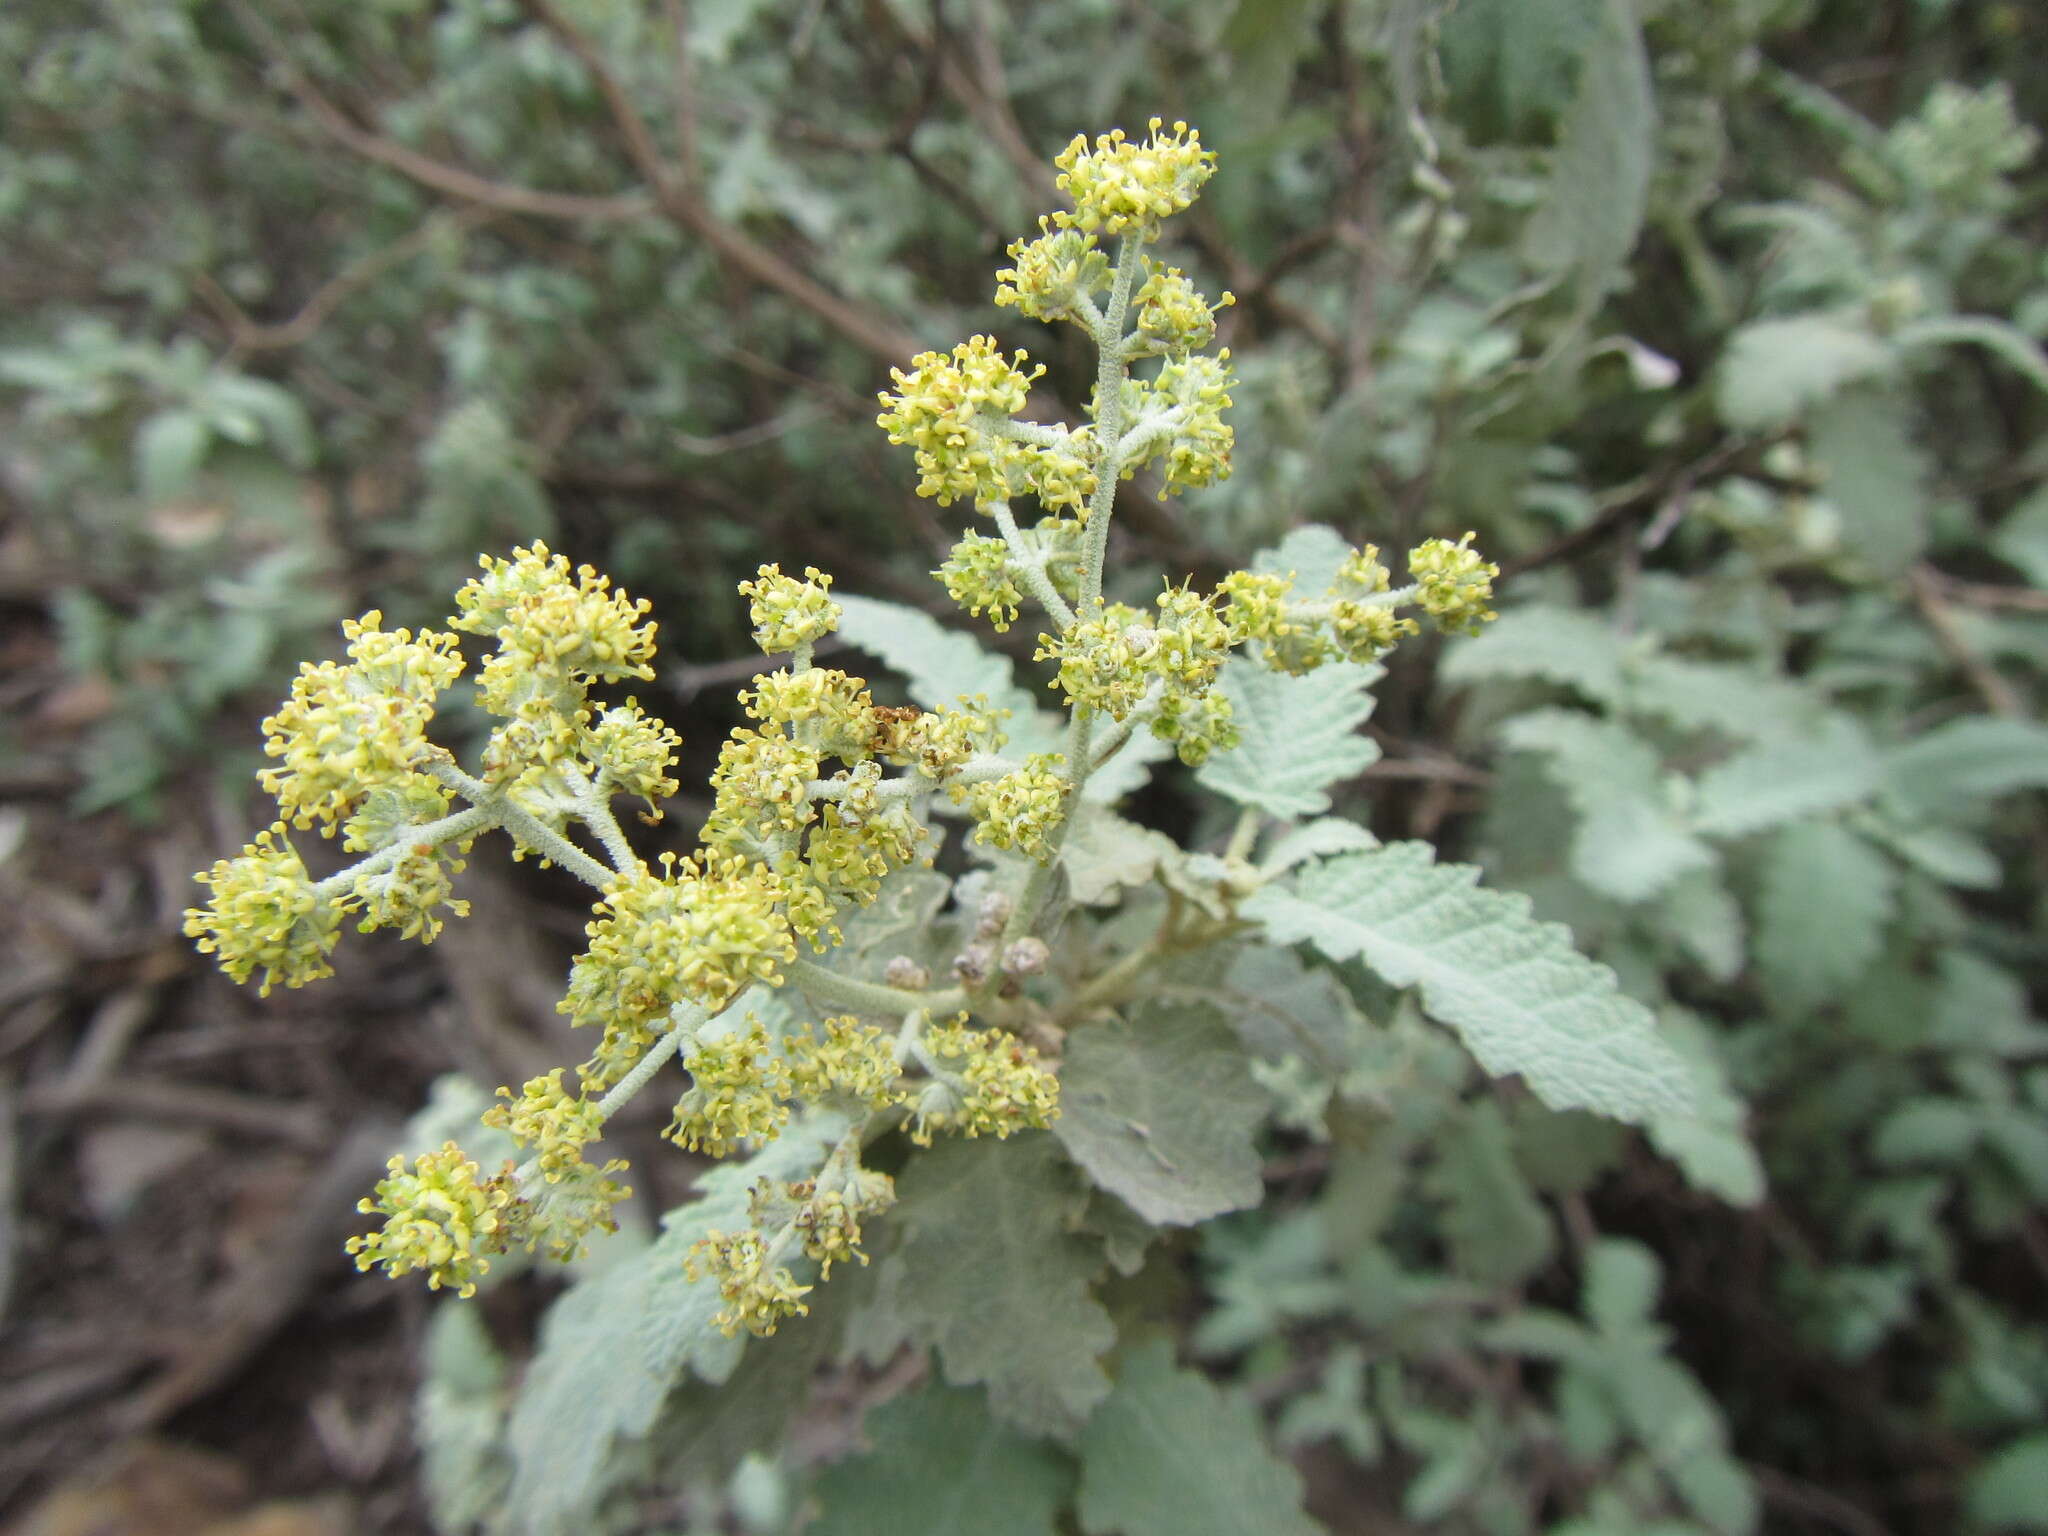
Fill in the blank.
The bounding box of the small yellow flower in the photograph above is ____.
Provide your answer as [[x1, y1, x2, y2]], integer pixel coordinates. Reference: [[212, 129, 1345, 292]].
[[962, 754, 1070, 861], [738, 564, 841, 654], [666, 1019, 792, 1157], [784, 1015, 904, 1111], [1410, 533, 1500, 635], [1052, 118, 1217, 238], [685, 1227, 812, 1337], [911, 1016, 1061, 1143], [345, 1142, 515, 1298], [184, 823, 342, 995]]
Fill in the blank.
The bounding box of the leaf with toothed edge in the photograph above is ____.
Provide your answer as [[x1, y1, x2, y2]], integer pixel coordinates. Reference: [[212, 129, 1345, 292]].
[[1246, 843, 1693, 1123]]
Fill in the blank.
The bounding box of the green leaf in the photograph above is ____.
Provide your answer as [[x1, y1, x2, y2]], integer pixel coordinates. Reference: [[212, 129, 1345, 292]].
[[1061, 805, 1180, 906], [1621, 655, 1814, 742], [1503, 710, 1715, 903], [1967, 1434, 2048, 1532], [1194, 655, 1380, 819], [1808, 388, 1931, 576], [1219, 942, 1368, 1071], [1872, 1099, 1983, 1166], [1439, 0, 1603, 140], [1054, 1000, 1267, 1226], [1653, 869, 1746, 983], [1440, 604, 1626, 705], [1691, 716, 1881, 837], [1259, 818, 1378, 875], [134, 408, 211, 503], [1522, 0, 1656, 308], [888, 1135, 1115, 1434], [1428, 1100, 1555, 1287], [1077, 1339, 1324, 1536], [416, 1304, 509, 1536], [500, 1240, 667, 1534], [1992, 484, 2048, 587], [1714, 314, 1894, 432], [206, 373, 315, 467], [1752, 820, 1896, 1014], [809, 1383, 1072, 1536], [1252, 523, 1354, 591], [1643, 1010, 1766, 1207], [1885, 716, 2048, 816], [501, 1116, 845, 1532], [1246, 844, 1694, 1122]]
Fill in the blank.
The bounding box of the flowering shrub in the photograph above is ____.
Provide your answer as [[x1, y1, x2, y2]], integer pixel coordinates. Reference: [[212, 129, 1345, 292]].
[[183, 117, 1814, 1536]]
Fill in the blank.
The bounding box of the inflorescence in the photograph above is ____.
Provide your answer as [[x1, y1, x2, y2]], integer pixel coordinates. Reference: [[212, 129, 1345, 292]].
[[190, 117, 1496, 1336]]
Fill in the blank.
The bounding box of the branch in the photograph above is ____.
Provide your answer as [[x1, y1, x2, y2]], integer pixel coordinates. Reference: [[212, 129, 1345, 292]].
[[194, 209, 496, 356], [514, 0, 922, 365], [230, 0, 654, 222], [1909, 563, 2027, 718]]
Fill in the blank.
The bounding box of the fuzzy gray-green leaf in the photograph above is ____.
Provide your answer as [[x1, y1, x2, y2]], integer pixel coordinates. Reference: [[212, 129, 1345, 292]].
[[810, 1383, 1071, 1536], [1195, 656, 1380, 819], [1054, 1000, 1267, 1226], [889, 1135, 1115, 1435], [1077, 1339, 1324, 1536], [1247, 843, 1692, 1122]]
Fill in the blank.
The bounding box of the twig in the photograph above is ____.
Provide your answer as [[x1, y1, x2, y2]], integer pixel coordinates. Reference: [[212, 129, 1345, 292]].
[[229, 0, 653, 222], [22, 1077, 329, 1150], [1908, 563, 2026, 718], [1749, 1464, 1896, 1536], [1499, 436, 1758, 580], [513, 0, 920, 365], [192, 209, 497, 357]]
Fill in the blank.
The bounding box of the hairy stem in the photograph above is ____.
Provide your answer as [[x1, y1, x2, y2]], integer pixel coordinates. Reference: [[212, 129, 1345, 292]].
[[992, 500, 1078, 629], [425, 758, 618, 890], [309, 803, 497, 899], [787, 957, 965, 1018], [593, 1003, 709, 1124], [561, 765, 644, 876]]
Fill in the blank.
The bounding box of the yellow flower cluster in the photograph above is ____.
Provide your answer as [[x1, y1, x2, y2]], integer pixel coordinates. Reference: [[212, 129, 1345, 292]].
[[1214, 535, 1497, 678], [450, 544, 658, 765], [184, 823, 342, 996], [1004, 431, 1101, 518], [738, 564, 841, 654], [912, 1017, 1061, 1143], [562, 856, 797, 1087], [1410, 534, 1501, 635], [1034, 582, 1236, 763], [348, 844, 470, 944], [483, 1068, 607, 1181], [1137, 352, 1236, 494], [784, 1015, 903, 1110], [706, 727, 822, 843], [685, 1227, 813, 1337], [259, 612, 465, 833], [962, 753, 1070, 861], [995, 220, 1112, 324], [345, 1143, 515, 1299], [666, 1019, 792, 1156], [742, 667, 874, 758], [1133, 261, 1234, 356], [1052, 118, 1217, 238], [585, 701, 682, 807], [936, 532, 1026, 632], [875, 336, 1044, 507]]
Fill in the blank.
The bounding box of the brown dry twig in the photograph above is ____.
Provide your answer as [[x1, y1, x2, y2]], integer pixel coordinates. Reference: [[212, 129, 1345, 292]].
[[1908, 563, 2027, 718], [193, 209, 498, 359]]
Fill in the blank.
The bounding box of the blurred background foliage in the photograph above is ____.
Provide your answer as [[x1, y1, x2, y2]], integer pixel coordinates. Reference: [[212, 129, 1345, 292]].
[[4, 0, 2048, 1532]]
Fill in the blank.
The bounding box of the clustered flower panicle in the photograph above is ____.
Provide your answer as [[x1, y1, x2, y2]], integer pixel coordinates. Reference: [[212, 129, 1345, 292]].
[[192, 120, 1502, 1350]]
